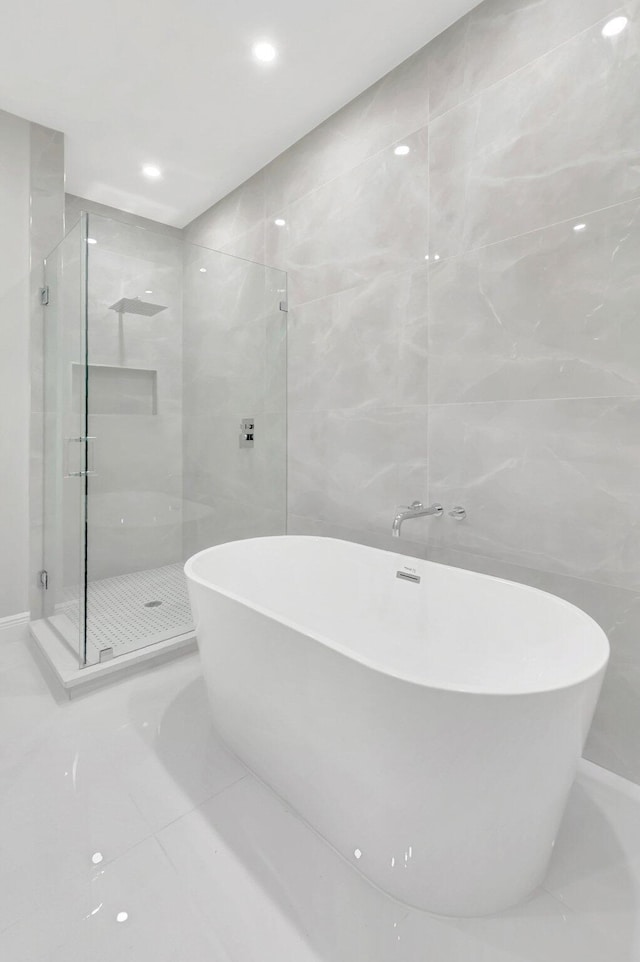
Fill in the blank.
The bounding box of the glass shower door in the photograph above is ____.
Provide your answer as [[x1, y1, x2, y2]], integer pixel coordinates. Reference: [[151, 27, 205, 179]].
[[42, 214, 89, 665], [83, 213, 188, 663], [81, 214, 287, 662]]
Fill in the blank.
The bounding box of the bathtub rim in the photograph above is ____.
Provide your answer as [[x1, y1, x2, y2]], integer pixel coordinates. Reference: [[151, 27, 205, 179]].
[[184, 535, 610, 698]]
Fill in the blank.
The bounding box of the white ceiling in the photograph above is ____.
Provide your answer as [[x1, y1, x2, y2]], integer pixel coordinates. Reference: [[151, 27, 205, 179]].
[[0, 0, 481, 227]]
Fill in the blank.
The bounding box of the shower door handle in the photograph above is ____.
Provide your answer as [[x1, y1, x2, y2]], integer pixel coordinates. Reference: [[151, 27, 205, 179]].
[[64, 436, 97, 478]]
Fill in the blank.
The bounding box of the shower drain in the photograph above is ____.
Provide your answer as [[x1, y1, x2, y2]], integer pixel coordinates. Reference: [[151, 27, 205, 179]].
[[144, 600, 162, 608]]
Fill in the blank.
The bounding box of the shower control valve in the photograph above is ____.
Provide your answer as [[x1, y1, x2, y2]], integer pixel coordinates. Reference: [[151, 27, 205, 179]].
[[239, 417, 255, 448]]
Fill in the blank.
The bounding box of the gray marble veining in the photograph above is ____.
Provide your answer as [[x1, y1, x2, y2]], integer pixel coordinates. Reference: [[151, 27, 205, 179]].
[[428, 397, 640, 590], [288, 406, 428, 534], [429, 199, 640, 402], [182, 0, 640, 785], [264, 48, 430, 218], [286, 126, 429, 307], [185, 170, 265, 253], [428, 0, 626, 120], [289, 268, 428, 413], [430, 13, 640, 257]]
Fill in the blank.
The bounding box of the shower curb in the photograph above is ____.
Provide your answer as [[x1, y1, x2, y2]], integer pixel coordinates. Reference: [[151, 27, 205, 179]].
[[29, 617, 197, 698]]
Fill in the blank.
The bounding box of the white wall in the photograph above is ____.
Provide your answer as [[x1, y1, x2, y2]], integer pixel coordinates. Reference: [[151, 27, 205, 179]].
[[0, 111, 64, 621], [29, 123, 65, 620], [0, 110, 31, 617]]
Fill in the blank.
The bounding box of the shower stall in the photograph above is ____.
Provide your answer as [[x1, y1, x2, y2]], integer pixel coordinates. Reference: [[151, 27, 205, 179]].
[[30, 211, 287, 687]]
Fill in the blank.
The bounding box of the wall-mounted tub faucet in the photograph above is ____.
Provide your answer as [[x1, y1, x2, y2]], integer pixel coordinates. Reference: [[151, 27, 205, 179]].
[[392, 501, 443, 538]]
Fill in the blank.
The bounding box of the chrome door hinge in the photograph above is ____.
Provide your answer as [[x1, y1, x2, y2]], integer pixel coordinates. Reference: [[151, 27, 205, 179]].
[[279, 300, 288, 312], [39, 570, 49, 590], [64, 436, 98, 478], [40, 286, 50, 306]]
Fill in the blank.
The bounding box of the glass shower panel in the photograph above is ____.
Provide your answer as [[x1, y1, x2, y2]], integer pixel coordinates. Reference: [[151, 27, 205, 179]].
[[181, 243, 288, 560], [84, 214, 185, 664], [42, 215, 88, 663]]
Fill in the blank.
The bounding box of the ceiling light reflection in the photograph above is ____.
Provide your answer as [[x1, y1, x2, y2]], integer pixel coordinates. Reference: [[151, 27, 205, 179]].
[[602, 16, 628, 37], [252, 41, 277, 62], [394, 145, 410, 156]]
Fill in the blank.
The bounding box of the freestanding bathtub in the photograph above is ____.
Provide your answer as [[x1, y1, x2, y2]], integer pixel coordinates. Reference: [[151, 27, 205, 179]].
[[184, 536, 609, 916]]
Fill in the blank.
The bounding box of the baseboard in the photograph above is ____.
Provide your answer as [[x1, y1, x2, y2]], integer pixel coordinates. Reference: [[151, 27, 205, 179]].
[[0, 610, 30, 630]]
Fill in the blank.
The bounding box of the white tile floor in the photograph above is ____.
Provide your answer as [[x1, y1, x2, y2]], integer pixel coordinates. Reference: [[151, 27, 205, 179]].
[[1, 621, 639, 961]]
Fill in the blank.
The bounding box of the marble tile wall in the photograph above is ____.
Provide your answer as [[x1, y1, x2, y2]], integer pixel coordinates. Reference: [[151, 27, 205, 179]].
[[184, 0, 640, 782], [181, 244, 287, 560], [424, 0, 640, 782]]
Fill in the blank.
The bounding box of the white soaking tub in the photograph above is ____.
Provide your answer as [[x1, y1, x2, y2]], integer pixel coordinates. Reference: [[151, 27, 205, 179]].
[[184, 536, 609, 917]]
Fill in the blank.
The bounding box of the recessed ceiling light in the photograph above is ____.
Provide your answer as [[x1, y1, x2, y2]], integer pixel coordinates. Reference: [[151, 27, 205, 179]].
[[602, 16, 628, 37], [274, 218, 286, 226], [394, 145, 410, 156], [91, 852, 103, 865], [199, 267, 207, 273], [142, 164, 162, 179], [573, 223, 587, 232], [252, 41, 277, 62], [87, 237, 97, 244]]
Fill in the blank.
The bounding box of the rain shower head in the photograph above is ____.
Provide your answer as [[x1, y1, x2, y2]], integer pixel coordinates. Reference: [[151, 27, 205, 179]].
[[109, 297, 167, 317]]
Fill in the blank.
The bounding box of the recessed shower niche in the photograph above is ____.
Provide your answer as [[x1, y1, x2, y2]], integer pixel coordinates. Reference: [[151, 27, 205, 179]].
[[73, 363, 158, 415], [31, 210, 287, 688]]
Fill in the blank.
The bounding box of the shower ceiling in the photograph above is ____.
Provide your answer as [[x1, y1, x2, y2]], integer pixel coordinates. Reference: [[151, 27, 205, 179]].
[[0, 0, 481, 227]]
